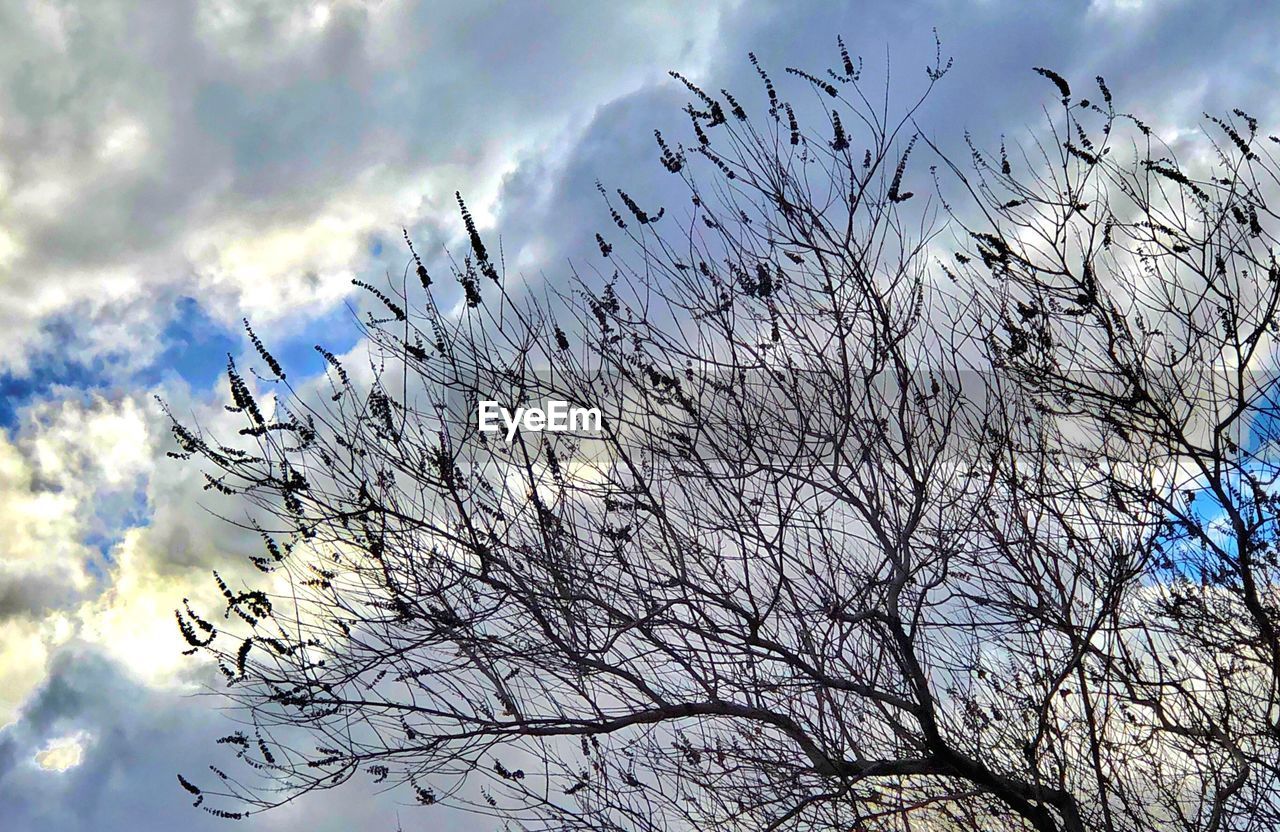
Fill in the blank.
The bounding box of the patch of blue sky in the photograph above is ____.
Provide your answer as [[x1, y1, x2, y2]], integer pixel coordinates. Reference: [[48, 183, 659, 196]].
[[1161, 461, 1280, 578], [1152, 361, 1280, 565], [262, 302, 366, 380], [0, 354, 116, 433], [159, 295, 367, 391], [2, 293, 367, 436], [84, 485, 151, 568], [142, 297, 240, 391], [1245, 383, 1280, 455]]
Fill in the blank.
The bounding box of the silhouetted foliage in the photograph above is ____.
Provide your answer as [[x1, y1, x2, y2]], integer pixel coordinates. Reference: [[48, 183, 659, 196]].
[[167, 40, 1280, 832]]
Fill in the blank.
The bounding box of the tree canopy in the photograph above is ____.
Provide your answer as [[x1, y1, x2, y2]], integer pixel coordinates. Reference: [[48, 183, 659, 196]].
[[168, 40, 1280, 832]]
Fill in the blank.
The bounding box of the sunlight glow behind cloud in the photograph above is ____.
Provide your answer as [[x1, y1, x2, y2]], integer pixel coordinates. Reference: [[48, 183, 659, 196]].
[[34, 733, 87, 773]]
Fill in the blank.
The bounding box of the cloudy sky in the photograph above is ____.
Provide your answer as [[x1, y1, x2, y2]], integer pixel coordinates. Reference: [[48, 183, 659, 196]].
[[1, 0, 1279, 829]]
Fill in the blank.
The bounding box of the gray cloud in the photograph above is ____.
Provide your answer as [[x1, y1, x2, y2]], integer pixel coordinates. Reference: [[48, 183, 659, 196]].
[[482, 0, 1280, 308], [0, 644, 438, 832], [0, 0, 732, 371]]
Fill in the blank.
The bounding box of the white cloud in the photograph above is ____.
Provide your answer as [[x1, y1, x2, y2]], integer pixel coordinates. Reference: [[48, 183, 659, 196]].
[[33, 732, 88, 772], [0, 618, 68, 729]]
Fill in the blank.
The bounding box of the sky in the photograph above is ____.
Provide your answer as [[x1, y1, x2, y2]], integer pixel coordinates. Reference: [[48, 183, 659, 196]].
[[2, 0, 1280, 829]]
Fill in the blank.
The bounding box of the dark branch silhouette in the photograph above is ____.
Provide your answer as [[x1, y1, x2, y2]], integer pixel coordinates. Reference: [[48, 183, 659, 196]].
[[166, 40, 1280, 832]]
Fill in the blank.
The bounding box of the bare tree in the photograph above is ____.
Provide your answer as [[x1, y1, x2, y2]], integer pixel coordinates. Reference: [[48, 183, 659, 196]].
[[167, 41, 1280, 832], [938, 67, 1280, 831]]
